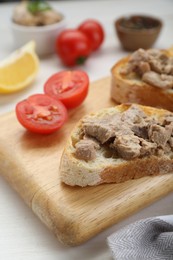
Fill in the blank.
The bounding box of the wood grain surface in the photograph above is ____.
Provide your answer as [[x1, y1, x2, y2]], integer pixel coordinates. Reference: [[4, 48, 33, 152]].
[[1, 77, 173, 246]]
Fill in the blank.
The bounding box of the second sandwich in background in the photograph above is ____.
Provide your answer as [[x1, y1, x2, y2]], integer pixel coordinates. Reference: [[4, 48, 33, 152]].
[[111, 47, 173, 111]]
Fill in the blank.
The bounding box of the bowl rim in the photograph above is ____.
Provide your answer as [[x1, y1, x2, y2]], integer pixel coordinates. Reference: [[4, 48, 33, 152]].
[[115, 14, 162, 33], [11, 14, 66, 32]]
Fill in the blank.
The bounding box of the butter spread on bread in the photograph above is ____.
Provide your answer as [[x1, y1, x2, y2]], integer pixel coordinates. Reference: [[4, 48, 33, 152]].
[[111, 48, 173, 111], [60, 104, 173, 187]]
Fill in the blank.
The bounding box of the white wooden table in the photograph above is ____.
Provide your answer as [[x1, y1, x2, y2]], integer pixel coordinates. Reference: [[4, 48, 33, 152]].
[[0, 0, 173, 259]]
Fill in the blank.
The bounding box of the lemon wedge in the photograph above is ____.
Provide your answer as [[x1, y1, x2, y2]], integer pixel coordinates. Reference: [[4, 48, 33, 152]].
[[0, 41, 39, 93]]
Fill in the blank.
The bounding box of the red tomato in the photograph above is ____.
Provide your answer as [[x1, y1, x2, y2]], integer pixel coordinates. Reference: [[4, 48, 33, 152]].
[[56, 29, 92, 66], [78, 19, 104, 51], [44, 70, 89, 109], [15, 94, 68, 134]]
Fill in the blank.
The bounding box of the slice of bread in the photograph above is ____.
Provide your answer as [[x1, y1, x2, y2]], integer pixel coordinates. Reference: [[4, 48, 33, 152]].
[[60, 103, 173, 187], [111, 48, 173, 111]]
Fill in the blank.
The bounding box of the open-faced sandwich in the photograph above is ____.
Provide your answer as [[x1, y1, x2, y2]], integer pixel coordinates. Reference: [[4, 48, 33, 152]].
[[60, 103, 173, 187], [111, 48, 173, 111]]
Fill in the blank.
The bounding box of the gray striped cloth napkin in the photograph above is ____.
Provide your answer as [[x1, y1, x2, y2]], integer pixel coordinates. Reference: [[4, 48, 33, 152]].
[[107, 217, 173, 260]]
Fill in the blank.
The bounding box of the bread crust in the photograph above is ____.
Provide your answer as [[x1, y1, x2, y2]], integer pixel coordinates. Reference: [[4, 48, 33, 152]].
[[59, 104, 173, 187], [111, 55, 173, 111]]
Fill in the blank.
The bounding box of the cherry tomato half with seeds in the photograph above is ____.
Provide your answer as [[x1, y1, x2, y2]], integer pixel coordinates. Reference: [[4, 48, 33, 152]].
[[56, 29, 92, 66], [78, 19, 104, 51], [15, 94, 68, 134], [44, 70, 89, 109]]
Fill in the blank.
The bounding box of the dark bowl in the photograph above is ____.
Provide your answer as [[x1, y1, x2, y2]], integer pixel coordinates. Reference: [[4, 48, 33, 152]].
[[115, 15, 162, 51]]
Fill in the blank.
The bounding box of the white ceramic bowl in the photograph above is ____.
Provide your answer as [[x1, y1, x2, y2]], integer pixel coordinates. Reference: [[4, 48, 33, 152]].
[[11, 17, 67, 57]]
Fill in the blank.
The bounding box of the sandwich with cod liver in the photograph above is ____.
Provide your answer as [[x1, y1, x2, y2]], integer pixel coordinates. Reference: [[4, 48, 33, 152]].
[[59, 103, 173, 186]]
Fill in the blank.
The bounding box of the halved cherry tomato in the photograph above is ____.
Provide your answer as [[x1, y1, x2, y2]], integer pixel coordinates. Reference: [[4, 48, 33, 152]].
[[56, 29, 92, 66], [44, 70, 89, 109], [15, 94, 68, 134], [78, 19, 104, 51]]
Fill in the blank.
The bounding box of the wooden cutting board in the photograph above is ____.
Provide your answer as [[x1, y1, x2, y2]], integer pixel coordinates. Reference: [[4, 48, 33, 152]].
[[1, 76, 173, 246]]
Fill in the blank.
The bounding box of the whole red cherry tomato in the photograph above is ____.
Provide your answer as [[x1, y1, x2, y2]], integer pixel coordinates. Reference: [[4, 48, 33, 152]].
[[44, 70, 89, 109], [16, 94, 68, 134], [56, 29, 92, 66], [78, 19, 104, 51]]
